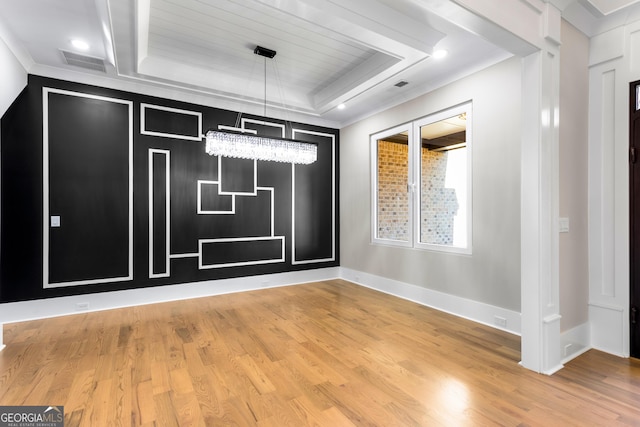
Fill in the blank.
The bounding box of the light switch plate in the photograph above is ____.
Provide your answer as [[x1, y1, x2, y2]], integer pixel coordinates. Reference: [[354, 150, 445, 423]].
[[559, 217, 569, 233], [51, 215, 61, 227]]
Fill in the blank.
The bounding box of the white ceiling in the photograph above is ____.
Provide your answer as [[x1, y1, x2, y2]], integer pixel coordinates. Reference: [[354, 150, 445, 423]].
[[0, 0, 639, 128]]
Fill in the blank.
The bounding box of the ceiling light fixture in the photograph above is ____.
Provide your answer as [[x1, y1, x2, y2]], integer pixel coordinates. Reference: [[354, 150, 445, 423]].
[[204, 45, 317, 165], [71, 39, 89, 51], [337, 103, 346, 110], [433, 49, 448, 59], [205, 130, 317, 164]]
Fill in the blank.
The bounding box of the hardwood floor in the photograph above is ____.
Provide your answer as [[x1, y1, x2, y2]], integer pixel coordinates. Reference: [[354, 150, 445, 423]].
[[1, 279, 639, 426]]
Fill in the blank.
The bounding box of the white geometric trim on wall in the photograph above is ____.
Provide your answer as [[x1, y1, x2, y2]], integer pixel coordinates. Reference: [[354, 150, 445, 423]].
[[149, 149, 171, 278], [43, 87, 134, 288], [147, 115, 288, 275], [241, 118, 285, 136], [218, 156, 258, 196], [140, 103, 202, 141], [291, 128, 336, 265], [198, 236, 286, 269], [197, 180, 236, 215], [193, 185, 283, 269]]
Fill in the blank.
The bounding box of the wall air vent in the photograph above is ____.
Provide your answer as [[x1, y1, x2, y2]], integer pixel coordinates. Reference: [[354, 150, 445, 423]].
[[394, 81, 409, 88], [60, 50, 107, 73]]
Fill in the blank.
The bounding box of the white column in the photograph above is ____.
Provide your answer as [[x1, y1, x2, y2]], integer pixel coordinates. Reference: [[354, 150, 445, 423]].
[[423, 0, 565, 373], [520, 38, 563, 374]]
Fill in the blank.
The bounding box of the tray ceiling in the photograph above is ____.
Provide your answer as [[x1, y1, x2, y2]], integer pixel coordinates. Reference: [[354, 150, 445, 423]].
[[1, 0, 636, 126]]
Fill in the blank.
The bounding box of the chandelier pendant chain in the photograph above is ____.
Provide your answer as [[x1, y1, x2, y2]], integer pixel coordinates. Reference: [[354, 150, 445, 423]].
[[263, 56, 267, 118], [203, 45, 317, 165]]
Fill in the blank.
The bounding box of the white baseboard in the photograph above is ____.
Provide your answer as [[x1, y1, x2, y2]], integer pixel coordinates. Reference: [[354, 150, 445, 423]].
[[0, 267, 605, 364], [589, 302, 628, 357], [0, 267, 520, 351], [0, 268, 341, 348], [560, 321, 591, 364], [541, 314, 564, 375], [340, 267, 522, 335]]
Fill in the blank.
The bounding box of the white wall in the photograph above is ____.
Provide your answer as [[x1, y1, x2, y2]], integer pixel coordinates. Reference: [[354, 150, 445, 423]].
[[340, 57, 522, 313], [559, 21, 590, 333], [0, 33, 27, 118]]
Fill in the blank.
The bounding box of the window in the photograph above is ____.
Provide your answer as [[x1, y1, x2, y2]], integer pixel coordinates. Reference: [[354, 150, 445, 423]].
[[371, 102, 472, 253], [372, 124, 414, 247]]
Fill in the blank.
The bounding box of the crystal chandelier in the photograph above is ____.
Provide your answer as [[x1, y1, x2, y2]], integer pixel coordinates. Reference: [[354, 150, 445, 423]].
[[205, 130, 317, 164], [204, 46, 318, 165]]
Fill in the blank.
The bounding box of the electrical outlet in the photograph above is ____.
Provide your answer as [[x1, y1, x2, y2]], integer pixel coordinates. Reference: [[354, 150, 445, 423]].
[[494, 315, 507, 328], [75, 302, 89, 311]]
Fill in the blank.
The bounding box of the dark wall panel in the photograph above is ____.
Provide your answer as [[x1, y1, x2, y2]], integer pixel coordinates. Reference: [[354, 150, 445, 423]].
[[220, 157, 256, 194], [200, 183, 233, 212], [47, 91, 131, 285], [0, 75, 339, 303], [0, 84, 42, 302], [293, 131, 336, 262], [201, 238, 284, 267], [142, 105, 200, 139]]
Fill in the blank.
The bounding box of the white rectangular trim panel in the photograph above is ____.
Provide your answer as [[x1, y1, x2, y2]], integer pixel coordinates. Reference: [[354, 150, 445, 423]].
[[140, 103, 203, 141], [42, 87, 134, 288], [291, 129, 337, 264], [149, 149, 171, 279]]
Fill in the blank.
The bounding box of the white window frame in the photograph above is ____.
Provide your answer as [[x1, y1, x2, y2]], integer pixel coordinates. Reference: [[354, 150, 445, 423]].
[[370, 123, 414, 248], [413, 102, 472, 254], [371, 102, 473, 254]]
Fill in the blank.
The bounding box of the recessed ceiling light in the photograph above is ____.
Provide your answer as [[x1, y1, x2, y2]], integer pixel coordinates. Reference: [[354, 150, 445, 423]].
[[337, 103, 346, 110], [433, 49, 448, 59], [71, 39, 90, 51]]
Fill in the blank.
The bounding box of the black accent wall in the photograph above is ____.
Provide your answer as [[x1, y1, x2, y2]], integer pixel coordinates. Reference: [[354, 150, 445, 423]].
[[0, 75, 339, 303]]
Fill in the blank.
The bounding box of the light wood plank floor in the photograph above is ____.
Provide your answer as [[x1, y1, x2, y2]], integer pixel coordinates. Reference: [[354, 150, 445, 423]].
[[1, 279, 639, 426]]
